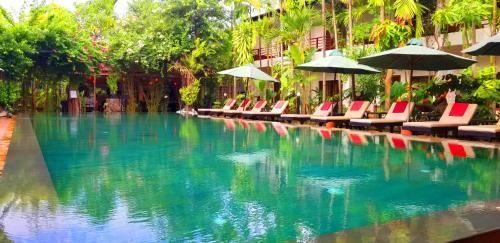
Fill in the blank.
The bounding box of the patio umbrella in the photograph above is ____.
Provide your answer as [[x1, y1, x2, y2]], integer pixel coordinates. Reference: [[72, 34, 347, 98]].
[[463, 33, 500, 55], [297, 50, 380, 110], [218, 63, 278, 98], [359, 39, 475, 101]]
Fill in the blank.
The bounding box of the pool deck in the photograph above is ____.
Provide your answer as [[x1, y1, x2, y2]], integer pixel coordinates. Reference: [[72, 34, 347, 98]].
[[313, 200, 500, 242], [0, 117, 16, 176]]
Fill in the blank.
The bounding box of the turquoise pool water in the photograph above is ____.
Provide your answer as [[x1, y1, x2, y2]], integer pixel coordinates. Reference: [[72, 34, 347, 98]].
[[0, 114, 499, 242]]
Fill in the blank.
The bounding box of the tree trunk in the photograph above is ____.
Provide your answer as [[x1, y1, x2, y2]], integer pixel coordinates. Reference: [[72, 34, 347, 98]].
[[471, 27, 477, 76], [32, 79, 37, 112], [322, 0, 327, 102], [491, 0, 497, 66], [347, 1, 353, 49], [384, 69, 393, 110], [45, 83, 49, 111], [331, 0, 339, 49], [379, 5, 385, 22]]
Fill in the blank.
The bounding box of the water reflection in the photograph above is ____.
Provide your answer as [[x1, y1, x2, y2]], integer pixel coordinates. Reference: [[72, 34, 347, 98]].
[[0, 114, 499, 242]]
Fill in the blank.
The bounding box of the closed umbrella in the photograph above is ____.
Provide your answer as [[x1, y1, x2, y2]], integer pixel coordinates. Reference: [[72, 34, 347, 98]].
[[463, 33, 500, 55], [297, 50, 380, 111], [359, 39, 475, 101], [218, 63, 278, 98]]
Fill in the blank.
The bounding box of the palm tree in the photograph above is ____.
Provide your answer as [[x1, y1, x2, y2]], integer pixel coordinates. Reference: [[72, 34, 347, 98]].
[[331, 0, 339, 49], [280, 0, 320, 112], [370, 0, 426, 110], [340, 0, 354, 49]]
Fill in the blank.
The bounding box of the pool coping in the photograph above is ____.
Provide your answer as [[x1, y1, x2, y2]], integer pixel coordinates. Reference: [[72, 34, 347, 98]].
[[312, 200, 500, 242]]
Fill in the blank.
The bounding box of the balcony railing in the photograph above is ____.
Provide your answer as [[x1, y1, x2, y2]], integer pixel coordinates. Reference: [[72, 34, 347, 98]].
[[253, 34, 335, 61]]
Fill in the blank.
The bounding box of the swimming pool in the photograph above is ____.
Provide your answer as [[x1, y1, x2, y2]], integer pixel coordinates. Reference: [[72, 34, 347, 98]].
[[0, 114, 499, 242]]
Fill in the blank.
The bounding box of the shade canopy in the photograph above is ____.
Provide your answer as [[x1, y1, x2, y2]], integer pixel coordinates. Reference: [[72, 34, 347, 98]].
[[463, 33, 500, 56], [296, 50, 380, 74], [218, 63, 278, 82], [359, 39, 476, 70]]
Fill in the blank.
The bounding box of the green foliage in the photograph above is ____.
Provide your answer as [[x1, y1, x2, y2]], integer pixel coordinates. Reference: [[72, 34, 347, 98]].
[[180, 79, 201, 106], [459, 66, 500, 103], [474, 79, 500, 101], [393, 0, 428, 37], [371, 20, 412, 50], [0, 80, 21, 111], [232, 21, 256, 65], [106, 73, 120, 95], [432, 0, 490, 47], [75, 0, 117, 38], [390, 81, 407, 101]]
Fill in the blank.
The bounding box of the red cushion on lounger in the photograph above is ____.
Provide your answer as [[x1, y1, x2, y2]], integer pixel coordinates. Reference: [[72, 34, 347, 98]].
[[350, 101, 364, 111], [320, 102, 333, 111], [274, 101, 285, 109], [391, 138, 406, 149], [254, 100, 265, 108], [449, 103, 469, 117], [349, 134, 363, 145], [392, 101, 408, 113], [240, 100, 249, 108], [448, 143, 466, 157]]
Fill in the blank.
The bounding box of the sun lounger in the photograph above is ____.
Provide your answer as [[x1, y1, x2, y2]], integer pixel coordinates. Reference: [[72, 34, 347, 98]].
[[402, 102, 477, 136], [198, 99, 237, 116], [350, 101, 414, 132], [240, 100, 267, 118], [223, 99, 252, 117], [242, 100, 288, 121], [280, 102, 335, 124], [311, 101, 371, 127], [458, 120, 499, 140]]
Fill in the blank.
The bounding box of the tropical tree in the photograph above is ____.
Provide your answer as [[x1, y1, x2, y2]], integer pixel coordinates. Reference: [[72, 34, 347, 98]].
[[340, 0, 355, 49], [369, 0, 427, 110], [432, 0, 490, 49], [278, 0, 321, 113]]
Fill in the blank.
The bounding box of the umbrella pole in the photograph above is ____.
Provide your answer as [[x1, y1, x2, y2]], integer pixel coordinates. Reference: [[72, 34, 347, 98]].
[[337, 73, 342, 113], [409, 69, 413, 101], [245, 78, 249, 98], [350, 74, 355, 100], [233, 76, 236, 98]]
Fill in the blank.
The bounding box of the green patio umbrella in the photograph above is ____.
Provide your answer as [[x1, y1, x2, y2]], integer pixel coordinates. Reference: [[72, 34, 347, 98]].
[[359, 39, 476, 100], [218, 63, 278, 82], [218, 63, 278, 98], [463, 33, 500, 55], [297, 50, 380, 74], [297, 50, 380, 110]]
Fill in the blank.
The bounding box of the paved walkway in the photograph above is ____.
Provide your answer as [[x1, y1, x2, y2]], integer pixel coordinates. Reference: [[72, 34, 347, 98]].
[[0, 118, 16, 175]]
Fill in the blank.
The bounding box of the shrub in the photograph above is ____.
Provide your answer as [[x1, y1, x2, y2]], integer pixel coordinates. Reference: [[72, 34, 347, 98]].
[[179, 79, 200, 107]]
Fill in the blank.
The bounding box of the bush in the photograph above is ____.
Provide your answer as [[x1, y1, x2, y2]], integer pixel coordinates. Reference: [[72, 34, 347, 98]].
[[0, 80, 21, 112], [179, 79, 200, 107]]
